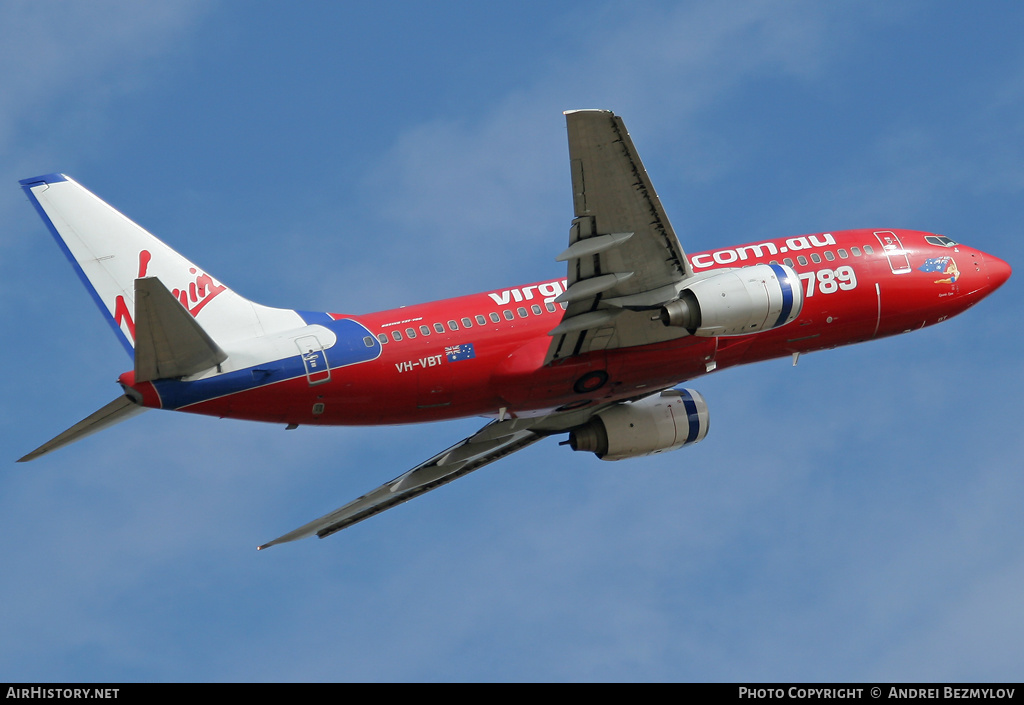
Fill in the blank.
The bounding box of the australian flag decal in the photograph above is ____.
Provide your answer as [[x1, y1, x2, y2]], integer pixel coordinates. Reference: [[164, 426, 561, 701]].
[[446, 343, 475, 362], [919, 256, 951, 273]]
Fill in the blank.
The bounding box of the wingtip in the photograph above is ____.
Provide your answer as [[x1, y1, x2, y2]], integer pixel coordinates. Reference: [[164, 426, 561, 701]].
[[19, 173, 68, 187]]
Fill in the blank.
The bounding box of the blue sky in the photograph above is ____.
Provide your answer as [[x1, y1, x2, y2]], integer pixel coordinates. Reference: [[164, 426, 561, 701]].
[[1, 1, 1022, 682]]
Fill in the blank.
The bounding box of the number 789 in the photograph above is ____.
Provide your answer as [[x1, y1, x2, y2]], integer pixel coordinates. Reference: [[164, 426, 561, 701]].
[[797, 266, 857, 296]]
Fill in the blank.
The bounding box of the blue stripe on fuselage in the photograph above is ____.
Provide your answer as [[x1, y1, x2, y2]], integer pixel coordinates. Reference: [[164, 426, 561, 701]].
[[314, 315, 382, 367], [152, 316, 382, 409], [152, 355, 304, 409]]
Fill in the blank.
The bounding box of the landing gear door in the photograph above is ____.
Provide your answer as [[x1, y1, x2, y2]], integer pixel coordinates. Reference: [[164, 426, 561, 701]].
[[874, 231, 912, 274], [295, 335, 331, 385]]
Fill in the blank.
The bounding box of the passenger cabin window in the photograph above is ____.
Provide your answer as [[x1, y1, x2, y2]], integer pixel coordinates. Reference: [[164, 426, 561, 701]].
[[363, 336, 374, 347], [517, 307, 528, 318], [864, 245, 874, 254], [405, 328, 416, 339], [545, 302, 556, 313], [392, 330, 403, 341], [461, 317, 473, 328], [420, 325, 430, 336], [434, 323, 445, 334], [784, 258, 794, 267], [447, 320, 458, 331], [489, 312, 500, 323], [824, 251, 835, 261], [532, 304, 542, 315], [810, 253, 821, 263], [838, 249, 849, 259], [797, 255, 808, 266], [476, 315, 487, 325], [503, 310, 515, 321], [377, 333, 388, 344], [851, 247, 862, 256]]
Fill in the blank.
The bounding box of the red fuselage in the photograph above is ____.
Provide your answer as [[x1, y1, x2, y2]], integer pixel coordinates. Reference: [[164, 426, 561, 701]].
[[130, 228, 1010, 427]]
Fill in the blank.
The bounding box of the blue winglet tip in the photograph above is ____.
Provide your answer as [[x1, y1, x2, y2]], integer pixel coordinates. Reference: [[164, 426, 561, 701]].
[[19, 173, 68, 187]]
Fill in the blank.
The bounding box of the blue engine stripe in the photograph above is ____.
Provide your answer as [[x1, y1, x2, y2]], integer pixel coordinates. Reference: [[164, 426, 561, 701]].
[[769, 263, 794, 328], [679, 389, 701, 444]]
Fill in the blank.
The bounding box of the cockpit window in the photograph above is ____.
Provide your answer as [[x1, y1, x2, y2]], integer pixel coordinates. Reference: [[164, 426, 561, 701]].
[[926, 235, 958, 247]]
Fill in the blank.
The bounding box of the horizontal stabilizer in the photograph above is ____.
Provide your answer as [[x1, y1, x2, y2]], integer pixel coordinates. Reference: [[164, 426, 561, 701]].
[[134, 277, 227, 382], [18, 396, 147, 462]]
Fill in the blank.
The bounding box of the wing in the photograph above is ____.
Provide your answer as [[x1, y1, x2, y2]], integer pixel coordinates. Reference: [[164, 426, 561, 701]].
[[257, 424, 542, 549], [547, 110, 693, 362], [256, 401, 622, 548]]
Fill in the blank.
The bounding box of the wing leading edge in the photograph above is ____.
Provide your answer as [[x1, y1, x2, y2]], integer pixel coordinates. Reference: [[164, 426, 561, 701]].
[[547, 110, 694, 362]]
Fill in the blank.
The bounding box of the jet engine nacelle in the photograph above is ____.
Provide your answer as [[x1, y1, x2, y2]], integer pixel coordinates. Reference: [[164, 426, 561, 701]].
[[660, 263, 802, 336], [567, 388, 710, 461]]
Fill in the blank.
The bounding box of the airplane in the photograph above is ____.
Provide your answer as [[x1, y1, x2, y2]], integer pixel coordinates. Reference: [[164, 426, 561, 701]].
[[17, 110, 1011, 550]]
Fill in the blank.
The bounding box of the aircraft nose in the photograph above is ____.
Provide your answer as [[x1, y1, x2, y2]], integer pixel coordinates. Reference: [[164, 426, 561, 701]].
[[984, 252, 1012, 291]]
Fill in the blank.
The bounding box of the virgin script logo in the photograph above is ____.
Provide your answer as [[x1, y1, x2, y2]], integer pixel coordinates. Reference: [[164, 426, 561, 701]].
[[113, 250, 227, 342]]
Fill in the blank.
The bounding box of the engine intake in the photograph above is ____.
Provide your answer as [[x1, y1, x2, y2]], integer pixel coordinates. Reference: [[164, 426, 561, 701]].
[[567, 388, 709, 461], [661, 263, 801, 336]]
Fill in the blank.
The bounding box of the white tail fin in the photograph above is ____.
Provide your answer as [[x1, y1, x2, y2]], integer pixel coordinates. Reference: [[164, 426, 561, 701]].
[[20, 174, 302, 357]]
